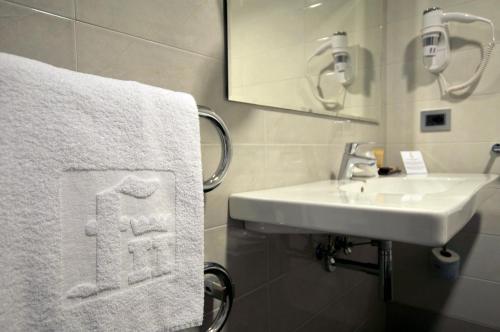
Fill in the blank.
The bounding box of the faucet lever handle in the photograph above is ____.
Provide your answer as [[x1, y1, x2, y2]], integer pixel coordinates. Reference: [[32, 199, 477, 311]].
[[346, 142, 376, 155]]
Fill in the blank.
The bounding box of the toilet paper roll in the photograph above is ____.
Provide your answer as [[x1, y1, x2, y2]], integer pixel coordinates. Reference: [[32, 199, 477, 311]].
[[430, 247, 460, 280]]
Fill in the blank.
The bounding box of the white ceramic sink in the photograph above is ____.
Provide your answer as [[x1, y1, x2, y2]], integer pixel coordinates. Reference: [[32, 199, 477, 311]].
[[339, 177, 463, 195], [229, 174, 498, 246]]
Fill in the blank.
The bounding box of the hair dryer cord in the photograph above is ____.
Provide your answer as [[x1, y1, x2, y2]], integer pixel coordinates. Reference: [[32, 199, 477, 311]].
[[305, 72, 344, 106], [305, 54, 345, 106], [439, 21, 495, 95]]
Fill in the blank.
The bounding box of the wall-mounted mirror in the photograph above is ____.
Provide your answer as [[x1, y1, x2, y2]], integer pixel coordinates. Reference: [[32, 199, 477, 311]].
[[226, 0, 385, 122]]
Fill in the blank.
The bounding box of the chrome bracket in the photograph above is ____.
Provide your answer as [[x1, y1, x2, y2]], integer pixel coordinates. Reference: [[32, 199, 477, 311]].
[[204, 262, 235, 332], [316, 237, 393, 302], [199, 106, 232, 193], [492, 144, 500, 154]]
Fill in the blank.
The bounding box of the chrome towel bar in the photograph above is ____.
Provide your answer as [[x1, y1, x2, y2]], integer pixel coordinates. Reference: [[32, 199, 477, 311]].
[[199, 108, 233, 331], [199, 106, 232, 193], [204, 262, 234, 332]]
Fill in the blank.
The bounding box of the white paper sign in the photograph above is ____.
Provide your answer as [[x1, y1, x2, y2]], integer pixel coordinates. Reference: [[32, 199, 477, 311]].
[[400, 151, 428, 175]]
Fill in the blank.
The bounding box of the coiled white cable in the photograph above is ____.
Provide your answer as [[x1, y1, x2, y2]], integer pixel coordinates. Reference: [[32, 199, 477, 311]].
[[305, 70, 345, 106], [305, 44, 344, 107], [439, 21, 495, 95]]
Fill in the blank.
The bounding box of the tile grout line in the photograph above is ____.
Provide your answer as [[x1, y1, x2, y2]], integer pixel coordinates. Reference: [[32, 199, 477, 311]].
[[383, 90, 500, 106], [231, 281, 268, 302], [461, 274, 500, 286], [434, 311, 500, 331], [2, 0, 223, 62], [73, 0, 77, 71], [384, 92, 500, 107], [353, 305, 383, 332], [292, 276, 369, 332], [456, 229, 500, 239], [204, 224, 226, 232], [74, 20, 222, 62], [2, 0, 73, 20]]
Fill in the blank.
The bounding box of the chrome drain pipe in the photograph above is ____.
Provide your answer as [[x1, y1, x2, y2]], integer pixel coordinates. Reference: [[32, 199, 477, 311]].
[[321, 239, 393, 302], [378, 240, 393, 302]]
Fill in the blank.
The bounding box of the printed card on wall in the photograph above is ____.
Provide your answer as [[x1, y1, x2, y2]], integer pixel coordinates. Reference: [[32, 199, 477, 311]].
[[400, 151, 428, 175]]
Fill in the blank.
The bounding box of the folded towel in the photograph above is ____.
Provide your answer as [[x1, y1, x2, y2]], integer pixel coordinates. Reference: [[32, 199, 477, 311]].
[[0, 53, 204, 331]]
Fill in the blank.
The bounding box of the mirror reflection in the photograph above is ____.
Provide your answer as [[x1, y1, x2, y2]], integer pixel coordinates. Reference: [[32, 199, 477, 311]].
[[227, 0, 385, 122]]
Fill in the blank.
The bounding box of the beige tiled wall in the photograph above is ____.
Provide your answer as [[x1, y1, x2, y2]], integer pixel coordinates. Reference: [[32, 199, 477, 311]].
[[0, 0, 385, 331], [5, 0, 500, 330], [385, 0, 500, 330]]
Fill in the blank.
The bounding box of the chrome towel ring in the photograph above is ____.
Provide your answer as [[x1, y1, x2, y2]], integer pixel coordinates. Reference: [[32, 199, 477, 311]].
[[198, 107, 234, 331], [204, 262, 234, 332], [198, 106, 232, 192]]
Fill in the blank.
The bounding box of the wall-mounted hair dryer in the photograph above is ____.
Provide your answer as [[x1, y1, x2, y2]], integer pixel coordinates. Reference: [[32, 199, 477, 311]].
[[306, 31, 354, 106], [421, 7, 496, 94]]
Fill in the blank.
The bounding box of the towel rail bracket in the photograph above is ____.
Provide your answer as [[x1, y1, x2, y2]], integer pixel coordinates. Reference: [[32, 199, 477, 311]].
[[199, 107, 233, 331], [199, 106, 232, 193], [203, 262, 234, 332]]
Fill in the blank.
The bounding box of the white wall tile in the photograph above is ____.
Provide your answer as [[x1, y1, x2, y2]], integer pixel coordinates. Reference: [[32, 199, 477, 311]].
[[0, 1, 75, 69], [229, 0, 303, 58], [463, 188, 500, 236], [76, 0, 224, 59], [200, 104, 267, 145], [414, 142, 500, 174], [75, 22, 225, 108], [204, 145, 266, 229], [386, 96, 500, 145], [265, 111, 344, 145], [453, 233, 500, 283], [386, 0, 476, 24], [450, 0, 500, 47], [265, 145, 336, 187], [6, 0, 75, 18], [304, 0, 384, 41]]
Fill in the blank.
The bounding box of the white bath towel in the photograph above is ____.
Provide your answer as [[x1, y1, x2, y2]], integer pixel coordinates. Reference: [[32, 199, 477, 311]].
[[0, 53, 204, 331]]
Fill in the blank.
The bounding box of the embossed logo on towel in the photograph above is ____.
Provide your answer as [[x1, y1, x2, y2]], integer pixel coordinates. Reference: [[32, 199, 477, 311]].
[[60, 171, 176, 303]]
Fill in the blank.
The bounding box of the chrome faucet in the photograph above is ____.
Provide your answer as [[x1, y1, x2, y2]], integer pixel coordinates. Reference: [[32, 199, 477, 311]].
[[338, 142, 377, 180]]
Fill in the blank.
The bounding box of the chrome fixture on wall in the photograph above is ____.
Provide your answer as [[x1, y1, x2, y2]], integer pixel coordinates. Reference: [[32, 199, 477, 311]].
[[338, 142, 377, 180], [492, 144, 500, 154], [484, 144, 500, 173], [306, 31, 355, 107], [421, 7, 496, 95], [199, 106, 232, 192], [198, 107, 234, 331], [316, 236, 393, 302], [204, 263, 234, 332]]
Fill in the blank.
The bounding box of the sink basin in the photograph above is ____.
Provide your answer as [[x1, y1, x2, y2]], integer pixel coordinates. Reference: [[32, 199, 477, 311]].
[[229, 174, 498, 246], [339, 176, 464, 195]]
